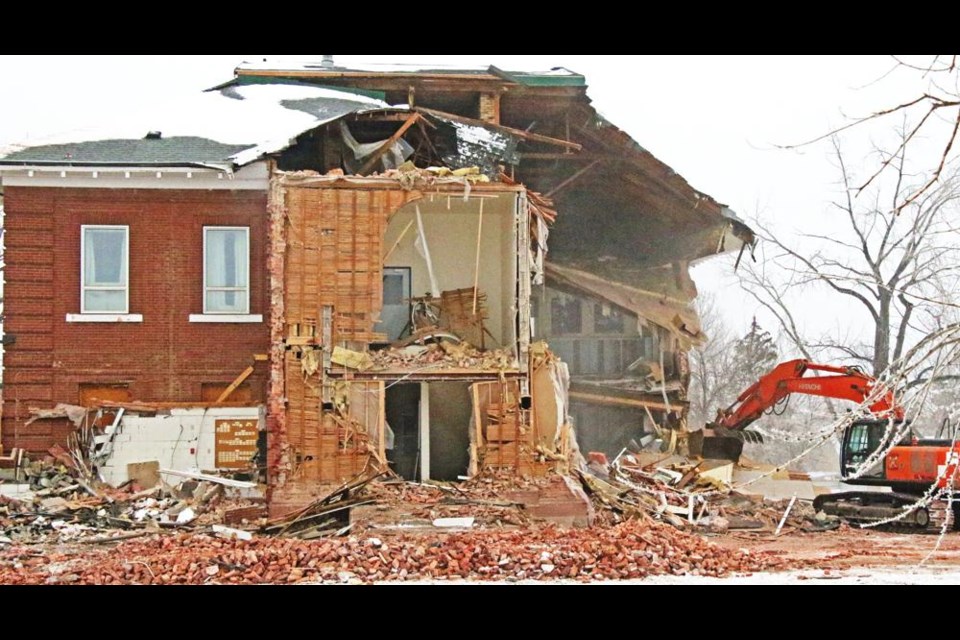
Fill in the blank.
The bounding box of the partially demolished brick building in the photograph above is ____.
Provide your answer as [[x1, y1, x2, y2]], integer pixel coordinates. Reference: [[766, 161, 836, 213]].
[[0, 60, 753, 514]]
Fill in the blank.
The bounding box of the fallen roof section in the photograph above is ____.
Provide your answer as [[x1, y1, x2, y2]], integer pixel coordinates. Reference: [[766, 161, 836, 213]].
[[545, 261, 704, 348]]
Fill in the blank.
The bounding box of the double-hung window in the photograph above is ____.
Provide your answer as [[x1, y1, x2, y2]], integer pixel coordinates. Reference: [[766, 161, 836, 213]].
[[81, 225, 129, 314], [203, 227, 250, 315]]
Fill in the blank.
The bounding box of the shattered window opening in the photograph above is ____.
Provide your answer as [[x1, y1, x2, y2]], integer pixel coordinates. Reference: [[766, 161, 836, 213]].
[[593, 303, 626, 334], [550, 295, 582, 335]]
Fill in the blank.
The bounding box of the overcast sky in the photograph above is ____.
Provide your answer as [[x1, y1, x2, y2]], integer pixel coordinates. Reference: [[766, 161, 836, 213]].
[[0, 54, 939, 343]]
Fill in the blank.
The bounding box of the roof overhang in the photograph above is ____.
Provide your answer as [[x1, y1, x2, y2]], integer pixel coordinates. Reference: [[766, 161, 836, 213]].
[[0, 161, 269, 191]]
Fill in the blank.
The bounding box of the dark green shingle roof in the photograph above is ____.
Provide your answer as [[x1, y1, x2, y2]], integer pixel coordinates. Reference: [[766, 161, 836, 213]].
[[0, 137, 254, 167], [0, 82, 388, 169]]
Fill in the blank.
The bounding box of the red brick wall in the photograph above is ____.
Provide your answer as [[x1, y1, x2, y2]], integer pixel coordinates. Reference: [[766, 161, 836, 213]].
[[2, 187, 270, 453]]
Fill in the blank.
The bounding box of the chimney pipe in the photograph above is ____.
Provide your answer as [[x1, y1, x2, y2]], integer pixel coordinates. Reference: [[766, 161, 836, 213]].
[[321, 55, 335, 68]]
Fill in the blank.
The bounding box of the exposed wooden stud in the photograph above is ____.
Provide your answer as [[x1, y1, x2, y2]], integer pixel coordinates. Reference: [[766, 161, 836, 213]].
[[471, 383, 484, 477], [383, 218, 415, 264], [658, 344, 673, 415], [378, 381, 386, 466], [545, 159, 602, 198], [472, 198, 484, 315], [358, 113, 422, 175], [217, 366, 256, 403], [415, 107, 583, 151]]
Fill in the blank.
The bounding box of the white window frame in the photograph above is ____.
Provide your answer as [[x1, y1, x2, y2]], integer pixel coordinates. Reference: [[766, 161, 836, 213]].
[[80, 224, 130, 315], [202, 226, 251, 316]]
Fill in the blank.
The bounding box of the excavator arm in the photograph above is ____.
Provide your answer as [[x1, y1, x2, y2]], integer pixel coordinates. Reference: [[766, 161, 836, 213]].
[[715, 359, 902, 432], [689, 358, 902, 461]]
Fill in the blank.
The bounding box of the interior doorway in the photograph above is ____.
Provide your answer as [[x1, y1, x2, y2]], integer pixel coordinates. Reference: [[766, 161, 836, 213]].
[[385, 383, 421, 480], [375, 267, 411, 341], [428, 382, 472, 481], [384, 382, 472, 482]]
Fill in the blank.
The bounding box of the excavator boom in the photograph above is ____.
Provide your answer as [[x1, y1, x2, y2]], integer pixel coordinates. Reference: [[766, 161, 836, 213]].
[[689, 359, 902, 460]]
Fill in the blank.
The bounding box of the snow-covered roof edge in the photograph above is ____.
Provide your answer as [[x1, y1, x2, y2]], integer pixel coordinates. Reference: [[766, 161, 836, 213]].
[[0, 83, 392, 170]]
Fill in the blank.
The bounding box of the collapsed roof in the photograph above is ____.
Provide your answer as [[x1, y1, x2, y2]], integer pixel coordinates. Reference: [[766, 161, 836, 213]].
[[0, 83, 389, 170], [0, 61, 755, 293]]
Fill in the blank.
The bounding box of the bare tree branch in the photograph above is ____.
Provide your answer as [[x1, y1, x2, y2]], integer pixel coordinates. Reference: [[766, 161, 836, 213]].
[[741, 132, 960, 377], [780, 57, 960, 210]]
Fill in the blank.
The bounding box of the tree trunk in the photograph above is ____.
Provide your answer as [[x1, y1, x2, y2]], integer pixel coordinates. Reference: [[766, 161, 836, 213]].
[[873, 292, 892, 375]]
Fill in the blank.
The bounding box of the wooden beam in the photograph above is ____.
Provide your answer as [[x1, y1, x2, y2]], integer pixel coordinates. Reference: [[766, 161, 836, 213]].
[[568, 391, 680, 412], [415, 107, 583, 151], [352, 111, 435, 128], [98, 401, 259, 410], [235, 69, 587, 96], [236, 68, 507, 83], [326, 367, 522, 380], [359, 113, 422, 175], [519, 152, 602, 161], [545, 159, 602, 198], [216, 366, 256, 403]]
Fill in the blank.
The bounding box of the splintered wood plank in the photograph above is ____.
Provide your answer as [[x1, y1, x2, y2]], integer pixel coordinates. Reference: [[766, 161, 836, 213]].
[[216, 366, 256, 403], [358, 113, 421, 175]]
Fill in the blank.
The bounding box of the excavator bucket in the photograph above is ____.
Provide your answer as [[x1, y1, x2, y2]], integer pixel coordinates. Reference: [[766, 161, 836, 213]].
[[688, 427, 763, 462]]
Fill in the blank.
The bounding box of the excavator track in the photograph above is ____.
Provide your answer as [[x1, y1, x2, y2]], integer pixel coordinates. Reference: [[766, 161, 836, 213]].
[[813, 492, 956, 533], [927, 500, 954, 532]]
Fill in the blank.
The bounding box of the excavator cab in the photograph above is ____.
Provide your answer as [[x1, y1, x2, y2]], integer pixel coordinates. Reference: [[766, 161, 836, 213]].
[[841, 419, 894, 479]]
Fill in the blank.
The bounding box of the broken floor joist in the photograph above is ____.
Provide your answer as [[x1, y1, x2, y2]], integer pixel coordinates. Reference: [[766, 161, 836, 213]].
[[568, 391, 677, 412]]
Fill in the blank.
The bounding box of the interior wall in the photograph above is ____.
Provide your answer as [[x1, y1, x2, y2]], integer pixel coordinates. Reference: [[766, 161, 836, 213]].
[[383, 194, 517, 349], [570, 401, 646, 459], [428, 382, 473, 481]]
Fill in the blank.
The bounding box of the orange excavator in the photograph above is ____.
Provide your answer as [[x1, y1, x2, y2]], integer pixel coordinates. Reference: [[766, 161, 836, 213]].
[[688, 359, 960, 530]]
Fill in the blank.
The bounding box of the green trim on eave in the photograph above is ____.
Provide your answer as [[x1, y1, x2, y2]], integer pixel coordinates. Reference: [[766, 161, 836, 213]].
[[511, 74, 587, 87]]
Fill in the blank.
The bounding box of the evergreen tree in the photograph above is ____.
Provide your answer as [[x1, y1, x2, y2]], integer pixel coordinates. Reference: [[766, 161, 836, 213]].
[[730, 317, 778, 393]]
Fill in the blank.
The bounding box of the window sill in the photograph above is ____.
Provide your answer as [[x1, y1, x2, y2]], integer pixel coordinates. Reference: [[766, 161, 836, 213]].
[[66, 313, 143, 323], [189, 314, 263, 323]]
